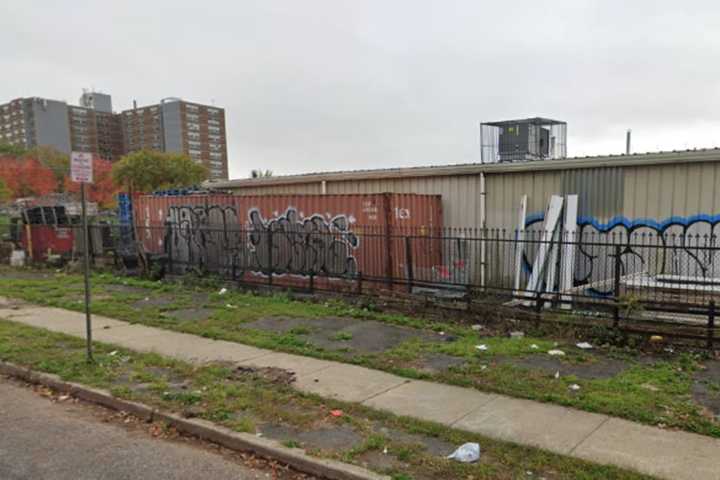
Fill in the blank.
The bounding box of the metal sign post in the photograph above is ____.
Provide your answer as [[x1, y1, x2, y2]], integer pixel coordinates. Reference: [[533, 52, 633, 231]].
[[71, 152, 94, 362]]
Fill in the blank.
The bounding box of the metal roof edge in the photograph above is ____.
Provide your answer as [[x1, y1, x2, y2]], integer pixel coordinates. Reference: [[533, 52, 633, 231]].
[[207, 148, 720, 189]]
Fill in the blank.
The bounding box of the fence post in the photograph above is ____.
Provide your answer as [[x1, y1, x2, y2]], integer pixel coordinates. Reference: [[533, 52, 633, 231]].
[[267, 230, 273, 286], [535, 289, 543, 315], [613, 244, 622, 329], [166, 222, 174, 276], [708, 301, 716, 350], [405, 236, 414, 293]]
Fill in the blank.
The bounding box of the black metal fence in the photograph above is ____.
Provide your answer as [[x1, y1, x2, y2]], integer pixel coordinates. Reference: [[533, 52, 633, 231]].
[[3, 221, 719, 347]]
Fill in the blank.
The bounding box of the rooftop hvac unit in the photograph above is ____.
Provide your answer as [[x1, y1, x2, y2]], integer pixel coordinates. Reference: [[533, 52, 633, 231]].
[[480, 117, 567, 164]]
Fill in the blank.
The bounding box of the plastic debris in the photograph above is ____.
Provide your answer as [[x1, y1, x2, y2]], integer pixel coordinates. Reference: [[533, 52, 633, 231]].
[[548, 349, 565, 356], [226, 304, 237, 309], [383, 447, 388, 455], [510, 331, 525, 339], [447, 442, 481, 463], [554, 371, 560, 379], [475, 344, 488, 351], [530, 344, 539, 349], [58, 394, 71, 402], [109, 350, 118, 356], [330, 409, 344, 417], [650, 335, 664, 343], [569, 384, 581, 391], [480, 365, 488, 371], [439, 331, 445, 336], [576, 342, 593, 349], [471, 324, 484, 331], [218, 288, 228, 295]]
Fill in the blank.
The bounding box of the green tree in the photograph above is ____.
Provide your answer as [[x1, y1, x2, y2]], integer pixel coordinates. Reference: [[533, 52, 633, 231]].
[[0, 178, 10, 203], [112, 150, 209, 193], [0, 143, 27, 156]]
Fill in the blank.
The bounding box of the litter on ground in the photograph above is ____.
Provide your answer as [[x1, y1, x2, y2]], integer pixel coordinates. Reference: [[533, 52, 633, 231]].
[[475, 344, 488, 351], [548, 349, 566, 356], [447, 443, 481, 463], [576, 342, 593, 349]]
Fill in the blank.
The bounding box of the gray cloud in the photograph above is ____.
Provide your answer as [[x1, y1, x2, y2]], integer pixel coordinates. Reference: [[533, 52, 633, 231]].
[[2, 0, 719, 177]]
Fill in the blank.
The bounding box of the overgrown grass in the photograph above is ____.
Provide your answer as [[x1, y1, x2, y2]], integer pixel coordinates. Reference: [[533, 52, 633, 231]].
[[0, 267, 718, 439], [0, 318, 655, 480]]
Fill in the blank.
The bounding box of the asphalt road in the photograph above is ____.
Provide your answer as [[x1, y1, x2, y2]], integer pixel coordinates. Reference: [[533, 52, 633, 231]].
[[0, 378, 310, 480]]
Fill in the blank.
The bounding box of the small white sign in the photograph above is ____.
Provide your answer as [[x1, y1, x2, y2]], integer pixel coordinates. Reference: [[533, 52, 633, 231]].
[[71, 151, 93, 184]]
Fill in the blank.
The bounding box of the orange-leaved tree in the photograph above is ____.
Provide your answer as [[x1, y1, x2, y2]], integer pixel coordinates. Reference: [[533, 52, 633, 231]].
[[0, 155, 58, 199], [64, 156, 119, 209]]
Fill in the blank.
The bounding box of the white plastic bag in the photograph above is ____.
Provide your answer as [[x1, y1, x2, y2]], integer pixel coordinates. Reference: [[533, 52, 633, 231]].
[[447, 442, 480, 463]]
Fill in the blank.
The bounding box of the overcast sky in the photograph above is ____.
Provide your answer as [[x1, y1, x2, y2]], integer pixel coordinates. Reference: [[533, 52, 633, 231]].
[[2, 1, 719, 178]]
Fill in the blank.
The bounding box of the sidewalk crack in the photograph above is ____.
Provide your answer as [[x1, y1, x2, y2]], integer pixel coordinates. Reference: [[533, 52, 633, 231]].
[[568, 416, 611, 455]]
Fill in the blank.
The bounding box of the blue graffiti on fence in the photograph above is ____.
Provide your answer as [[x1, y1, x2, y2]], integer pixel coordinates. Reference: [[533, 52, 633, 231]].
[[522, 212, 720, 294]]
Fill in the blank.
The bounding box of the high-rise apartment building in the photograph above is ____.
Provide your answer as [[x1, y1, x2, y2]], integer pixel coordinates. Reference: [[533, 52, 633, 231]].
[[0, 92, 229, 180], [121, 98, 227, 180]]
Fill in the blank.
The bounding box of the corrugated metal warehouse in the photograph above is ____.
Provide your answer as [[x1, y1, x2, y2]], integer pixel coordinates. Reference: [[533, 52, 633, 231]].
[[208, 149, 720, 234]]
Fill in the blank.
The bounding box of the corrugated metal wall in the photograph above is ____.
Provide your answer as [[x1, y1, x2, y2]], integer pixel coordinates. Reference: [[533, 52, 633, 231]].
[[622, 161, 720, 219], [224, 160, 720, 229]]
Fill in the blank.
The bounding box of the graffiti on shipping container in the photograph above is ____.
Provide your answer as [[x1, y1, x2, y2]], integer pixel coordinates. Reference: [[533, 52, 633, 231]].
[[524, 212, 720, 294], [166, 204, 359, 277]]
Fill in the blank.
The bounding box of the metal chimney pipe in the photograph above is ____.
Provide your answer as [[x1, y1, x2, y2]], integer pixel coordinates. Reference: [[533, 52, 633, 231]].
[[626, 129, 632, 155]]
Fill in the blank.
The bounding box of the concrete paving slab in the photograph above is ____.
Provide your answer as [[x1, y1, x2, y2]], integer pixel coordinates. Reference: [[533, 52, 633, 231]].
[[573, 417, 720, 480], [453, 396, 609, 455], [99, 329, 270, 364], [244, 352, 333, 376], [295, 364, 409, 403], [363, 380, 498, 425], [4, 307, 126, 334]]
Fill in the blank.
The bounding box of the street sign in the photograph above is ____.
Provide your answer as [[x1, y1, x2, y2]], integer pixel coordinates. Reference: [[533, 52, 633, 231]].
[[70, 151, 94, 361], [71, 151, 93, 184]]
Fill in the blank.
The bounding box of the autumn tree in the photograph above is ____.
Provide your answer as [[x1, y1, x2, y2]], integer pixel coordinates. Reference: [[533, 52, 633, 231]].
[[64, 156, 118, 209], [25, 146, 69, 192], [112, 150, 209, 193], [0, 156, 57, 198]]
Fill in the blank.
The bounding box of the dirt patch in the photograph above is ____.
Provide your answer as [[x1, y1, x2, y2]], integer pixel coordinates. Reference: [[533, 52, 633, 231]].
[[414, 353, 467, 374], [103, 284, 150, 296], [246, 316, 359, 333], [166, 308, 215, 322], [228, 365, 296, 385], [307, 320, 443, 355], [260, 423, 362, 451], [356, 450, 409, 472], [498, 354, 628, 380], [375, 426, 454, 456], [132, 295, 175, 308], [247, 316, 443, 355], [693, 361, 720, 418]]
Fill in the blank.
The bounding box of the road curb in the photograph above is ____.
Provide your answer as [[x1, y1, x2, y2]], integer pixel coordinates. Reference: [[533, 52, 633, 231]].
[[0, 361, 389, 480]]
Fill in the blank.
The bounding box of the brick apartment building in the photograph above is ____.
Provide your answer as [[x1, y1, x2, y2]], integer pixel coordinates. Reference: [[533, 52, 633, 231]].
[[121, 98, 227, 180], [0, 91, 228, 180]]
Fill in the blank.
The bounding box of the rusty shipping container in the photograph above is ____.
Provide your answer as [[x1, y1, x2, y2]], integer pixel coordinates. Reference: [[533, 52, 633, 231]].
[[132, 193, 443, 291]]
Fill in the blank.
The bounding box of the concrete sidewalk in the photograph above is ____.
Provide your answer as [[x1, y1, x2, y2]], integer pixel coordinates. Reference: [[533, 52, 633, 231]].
[[2, 302, 719, 480]]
